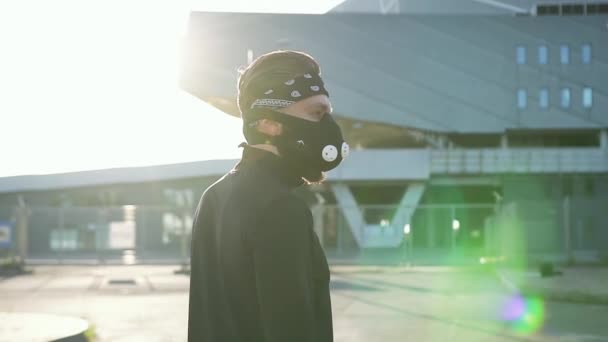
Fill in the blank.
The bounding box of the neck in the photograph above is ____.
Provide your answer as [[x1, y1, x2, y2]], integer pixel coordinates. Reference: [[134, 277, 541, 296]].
[[249, 144, 280, 156]]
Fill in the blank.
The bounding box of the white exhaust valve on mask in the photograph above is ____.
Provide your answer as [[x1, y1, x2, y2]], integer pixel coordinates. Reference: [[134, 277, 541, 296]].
[[322, 145, 339, 162], [341, 142, 350, 159]]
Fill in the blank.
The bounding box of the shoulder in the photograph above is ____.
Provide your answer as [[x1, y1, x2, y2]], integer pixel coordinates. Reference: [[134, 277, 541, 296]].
[[204, 172, 233, 196], [199, 171, 237, 202], [193, 173, 234, 217]]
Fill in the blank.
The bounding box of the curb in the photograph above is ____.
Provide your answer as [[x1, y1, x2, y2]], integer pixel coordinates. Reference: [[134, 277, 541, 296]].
[[518, 286, 608, 306], [493, 269, 608, 306], [0, 312, 89, 342]]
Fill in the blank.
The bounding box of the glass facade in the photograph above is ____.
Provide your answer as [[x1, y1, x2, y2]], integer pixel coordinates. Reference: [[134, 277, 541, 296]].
[[582, 44, 592, 64], [516, 46, 526, 65], [583, 87, 593, 108], [538, 45, 548, 64], [561, 88, 571, 108], [560, 45, 570, 64], [539, 88, 549, 108], [517, 88, 527, 109]]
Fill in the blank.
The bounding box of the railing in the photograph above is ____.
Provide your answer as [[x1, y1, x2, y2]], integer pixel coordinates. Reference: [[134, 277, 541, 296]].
[[0, 205, 194, 263], [316, 204, 496, 251], [1, 200, 602, 262], [431, 147, 608, 174]]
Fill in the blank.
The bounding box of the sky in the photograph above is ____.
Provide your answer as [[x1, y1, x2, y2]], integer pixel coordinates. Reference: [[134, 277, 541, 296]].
[[0, 0, 344, 177]]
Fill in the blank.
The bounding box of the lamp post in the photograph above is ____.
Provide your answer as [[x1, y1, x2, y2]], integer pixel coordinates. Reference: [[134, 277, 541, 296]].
[[452, 218, 460, 250], [403, 223, 411, 235], [403, 223, 412, 266]]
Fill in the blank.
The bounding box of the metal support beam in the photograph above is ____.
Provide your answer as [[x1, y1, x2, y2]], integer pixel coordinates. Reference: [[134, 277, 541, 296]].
[[331, 184, 364, 247], [331, 183, 426, 248]]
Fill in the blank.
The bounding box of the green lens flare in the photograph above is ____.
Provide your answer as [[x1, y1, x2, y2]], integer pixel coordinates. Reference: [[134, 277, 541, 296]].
[[503, 295, 545, 334]]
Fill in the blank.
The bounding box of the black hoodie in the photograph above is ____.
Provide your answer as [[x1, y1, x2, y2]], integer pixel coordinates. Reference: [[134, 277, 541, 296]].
[[187, 145, 333, 342]]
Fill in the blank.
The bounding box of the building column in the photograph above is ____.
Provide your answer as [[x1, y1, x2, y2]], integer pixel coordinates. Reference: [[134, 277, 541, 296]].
[[563, 196, 573, 263], [500, 134, 509, 149], [331, 184, 364, 247], [600, 130, 608, 150], [15, 197, 29, 265]]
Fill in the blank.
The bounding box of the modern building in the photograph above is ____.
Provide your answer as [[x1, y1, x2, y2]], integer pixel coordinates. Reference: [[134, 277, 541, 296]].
[[1, 1, 607, 263], [332, 0, 608, 15]]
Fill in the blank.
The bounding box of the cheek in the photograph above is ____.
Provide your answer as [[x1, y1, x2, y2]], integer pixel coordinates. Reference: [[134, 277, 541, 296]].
[[259, 121, 283, 136]]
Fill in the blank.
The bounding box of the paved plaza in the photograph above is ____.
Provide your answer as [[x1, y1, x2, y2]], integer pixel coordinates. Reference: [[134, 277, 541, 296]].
[[1, 265, 608, 342]]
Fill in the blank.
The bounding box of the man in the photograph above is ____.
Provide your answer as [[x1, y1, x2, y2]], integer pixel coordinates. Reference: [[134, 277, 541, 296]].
[[188, 50, 349, 342]]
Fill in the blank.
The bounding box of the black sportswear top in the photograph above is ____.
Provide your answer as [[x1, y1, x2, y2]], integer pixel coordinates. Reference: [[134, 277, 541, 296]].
[[187, 146, 333, 342]]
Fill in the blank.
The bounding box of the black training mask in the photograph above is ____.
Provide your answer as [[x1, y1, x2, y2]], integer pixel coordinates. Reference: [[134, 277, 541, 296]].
[[246, 108, 349, 175], [242, 72, 349, 179]]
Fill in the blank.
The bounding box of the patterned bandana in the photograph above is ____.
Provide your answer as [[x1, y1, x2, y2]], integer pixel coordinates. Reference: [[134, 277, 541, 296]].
[[249, 72, 329, 110]]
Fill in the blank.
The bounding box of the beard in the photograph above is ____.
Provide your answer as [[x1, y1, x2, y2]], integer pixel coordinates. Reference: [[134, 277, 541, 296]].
[[301, 167, 327, 185]]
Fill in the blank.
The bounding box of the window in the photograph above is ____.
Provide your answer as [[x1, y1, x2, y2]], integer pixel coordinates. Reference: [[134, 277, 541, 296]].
[[516, 46, 526, 65], [560, 45, 570, 64], [539, 88, 549, 109], [587, 4, 598, 15], [588, 4, 608, 14], [537, 3, 608, 16], [562, 4, 584, 15], [583, 87, 593, 108], [538, 45, 548, 64], [517, 89, 527, 109], [582, 44, 592, 64], [560, 88, 571, 108], [587, 4, 599, 14], [536, 4, 559, 15]]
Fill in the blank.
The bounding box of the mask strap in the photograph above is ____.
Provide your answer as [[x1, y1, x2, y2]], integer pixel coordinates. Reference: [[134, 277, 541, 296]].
[[244, 108, 289, 125], [242, 109, 287, 145]]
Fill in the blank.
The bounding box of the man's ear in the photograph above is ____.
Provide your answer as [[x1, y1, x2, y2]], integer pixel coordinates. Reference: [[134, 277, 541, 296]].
[[256, 119, 283, 136]]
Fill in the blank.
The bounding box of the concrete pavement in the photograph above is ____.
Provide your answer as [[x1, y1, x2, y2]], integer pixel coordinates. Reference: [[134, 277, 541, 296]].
[[2, 265, 608, 341]]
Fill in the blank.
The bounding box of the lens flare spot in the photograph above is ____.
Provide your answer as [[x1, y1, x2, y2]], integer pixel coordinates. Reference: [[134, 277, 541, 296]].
[[502, 295, 545, 334]]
